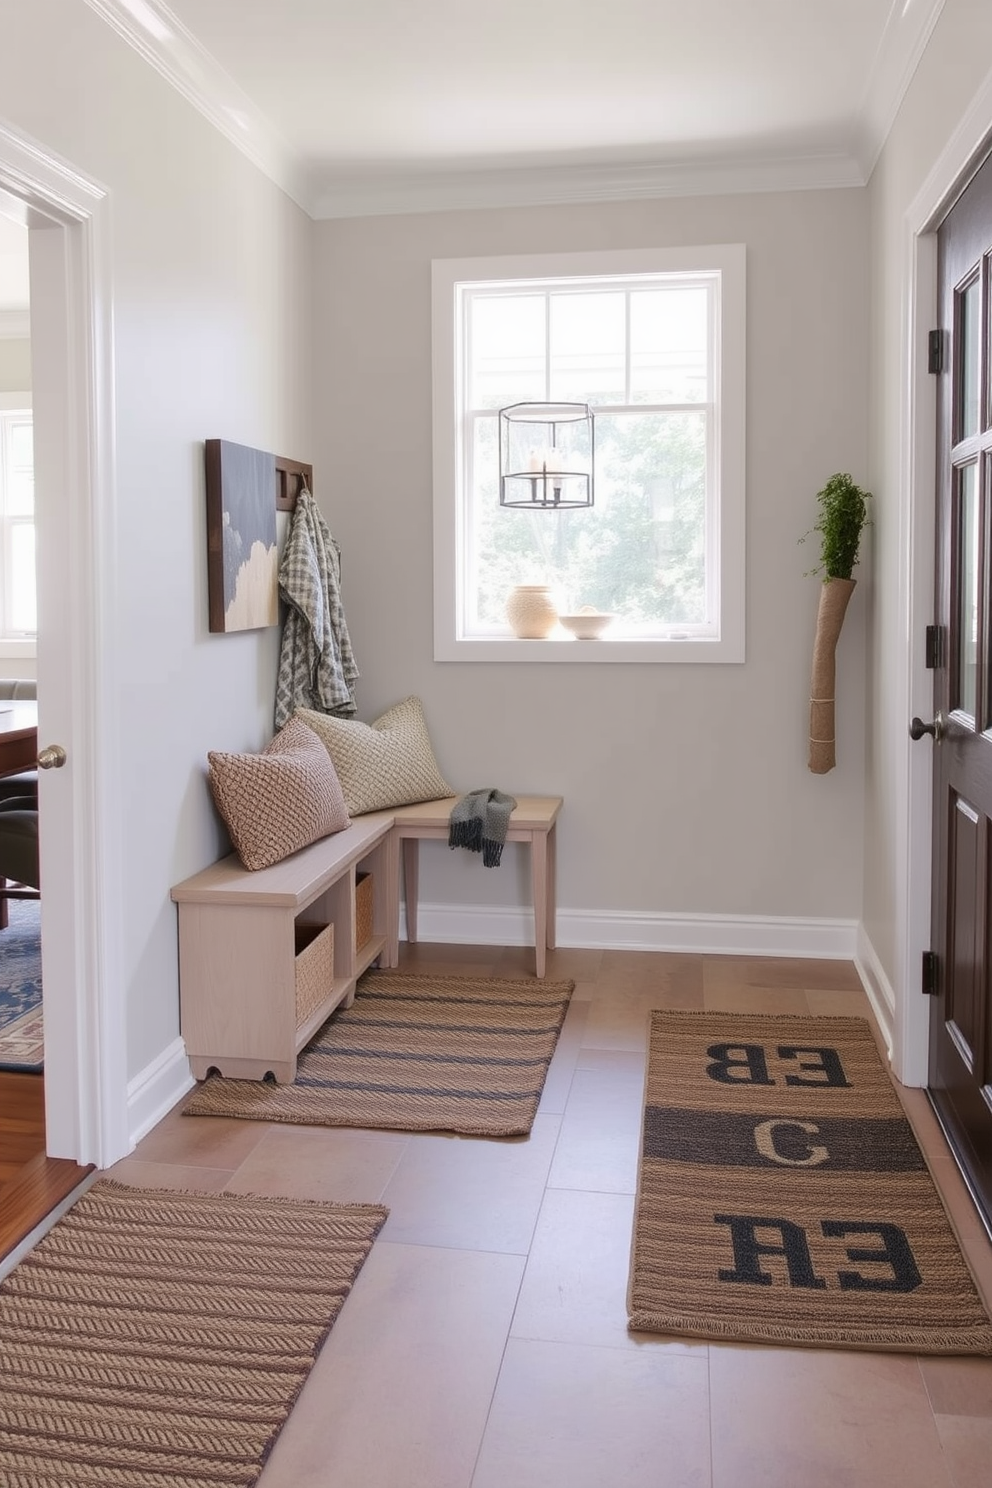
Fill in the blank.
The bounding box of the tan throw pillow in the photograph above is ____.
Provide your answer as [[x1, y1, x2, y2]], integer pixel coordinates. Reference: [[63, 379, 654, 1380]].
[[207, 715, 351, 871], [297, 696, 454, 816]]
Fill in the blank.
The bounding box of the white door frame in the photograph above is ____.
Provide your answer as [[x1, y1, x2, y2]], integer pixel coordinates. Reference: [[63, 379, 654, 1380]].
[[0, 118, 128, 1166], [896, 76, 992, 1088]]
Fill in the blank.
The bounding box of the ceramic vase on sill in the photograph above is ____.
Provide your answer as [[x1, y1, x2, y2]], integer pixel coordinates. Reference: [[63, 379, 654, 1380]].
[[506, 584, 558, 639]]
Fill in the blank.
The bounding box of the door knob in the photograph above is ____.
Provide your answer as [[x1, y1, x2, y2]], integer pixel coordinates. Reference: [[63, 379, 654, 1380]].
[[37, 744, 66, 769], [909, 713, 944, 743]]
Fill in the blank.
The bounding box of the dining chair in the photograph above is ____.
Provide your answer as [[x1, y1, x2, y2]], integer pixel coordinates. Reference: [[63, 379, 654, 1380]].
[[0, 678, 38, 806], [0, 794, 39, 931]]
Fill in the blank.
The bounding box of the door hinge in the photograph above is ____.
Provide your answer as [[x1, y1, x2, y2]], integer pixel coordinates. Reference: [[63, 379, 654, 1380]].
[[922, 950, 938, 996], [928, 330, 946, 374], [925, 625, 944, 669]]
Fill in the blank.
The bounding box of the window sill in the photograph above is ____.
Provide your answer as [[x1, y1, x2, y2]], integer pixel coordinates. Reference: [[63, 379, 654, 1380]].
[[435, 635, 743, 663], [0, 639, 36, 662]]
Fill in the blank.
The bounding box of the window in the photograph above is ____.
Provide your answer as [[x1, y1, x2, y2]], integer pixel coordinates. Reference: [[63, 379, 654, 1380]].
[[432, 246, 745, 662], [0, 405, 35, 643]]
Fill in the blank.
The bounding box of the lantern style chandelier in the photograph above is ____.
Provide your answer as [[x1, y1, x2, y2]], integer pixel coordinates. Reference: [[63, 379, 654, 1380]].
[[498, 401, 595, 510]]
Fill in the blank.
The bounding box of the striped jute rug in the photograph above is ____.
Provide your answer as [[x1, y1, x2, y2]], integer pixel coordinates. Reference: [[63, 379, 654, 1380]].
[[628, 1010, 992, 1353], [184, 971, 575, 1137], [0, 1180, 387, 1486]]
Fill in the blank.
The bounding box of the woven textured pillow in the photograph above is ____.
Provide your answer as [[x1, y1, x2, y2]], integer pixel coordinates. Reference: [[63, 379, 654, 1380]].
[[297, 696, 454, 816], [207, 716, 351, 871]]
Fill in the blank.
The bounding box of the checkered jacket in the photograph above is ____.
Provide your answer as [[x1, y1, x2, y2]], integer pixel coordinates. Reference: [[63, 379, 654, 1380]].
[[274, 487, 358, 729]]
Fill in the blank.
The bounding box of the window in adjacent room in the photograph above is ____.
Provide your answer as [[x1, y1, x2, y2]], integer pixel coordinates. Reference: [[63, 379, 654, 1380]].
[[0, 406, 35, 643], [432, 245, 745, 662]]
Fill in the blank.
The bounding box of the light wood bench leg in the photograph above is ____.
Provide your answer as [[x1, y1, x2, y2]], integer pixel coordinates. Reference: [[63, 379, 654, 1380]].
[[546, 822, 557, 951], [402, 837, 420, 944], [531, 829, 549, 979], [382, 827, 400, 968]]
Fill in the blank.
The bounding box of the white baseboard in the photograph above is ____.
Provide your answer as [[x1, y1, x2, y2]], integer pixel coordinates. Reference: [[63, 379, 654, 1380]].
[[404, 903, 860, 959], [127, 1035, 194, 1150], [854, 924, 897, 1060]]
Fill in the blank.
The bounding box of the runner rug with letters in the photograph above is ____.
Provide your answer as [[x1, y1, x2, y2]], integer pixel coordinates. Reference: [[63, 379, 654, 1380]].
[[0, 1180, 387, 1486], [628, 1010, 992, 1353], [183, 971, 575, 1138]]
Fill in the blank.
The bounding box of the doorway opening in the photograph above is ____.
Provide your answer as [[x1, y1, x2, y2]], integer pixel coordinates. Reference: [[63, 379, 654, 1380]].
[[0, 120, 128, 1184]]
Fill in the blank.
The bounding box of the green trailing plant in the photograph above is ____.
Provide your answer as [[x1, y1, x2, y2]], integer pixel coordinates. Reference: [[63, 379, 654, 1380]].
[[800, 472, 873, 581]]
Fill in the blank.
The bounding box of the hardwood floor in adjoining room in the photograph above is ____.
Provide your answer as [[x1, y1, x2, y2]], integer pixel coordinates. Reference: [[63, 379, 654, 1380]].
[[59, 944, 992, 1484], [0, 1070, 93, 1262]]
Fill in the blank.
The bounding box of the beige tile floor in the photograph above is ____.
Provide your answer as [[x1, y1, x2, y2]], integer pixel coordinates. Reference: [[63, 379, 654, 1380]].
[[109, 942, 992, 1488]]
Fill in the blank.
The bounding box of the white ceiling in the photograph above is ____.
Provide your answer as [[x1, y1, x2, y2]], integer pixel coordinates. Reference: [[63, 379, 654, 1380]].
[[0, 0, 947, 309], [90, 0, 945, 216]]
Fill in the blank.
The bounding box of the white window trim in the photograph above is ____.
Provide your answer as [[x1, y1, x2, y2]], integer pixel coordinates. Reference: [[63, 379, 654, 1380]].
[[432, 244, 746, 663], [0, 392, 35, 661]]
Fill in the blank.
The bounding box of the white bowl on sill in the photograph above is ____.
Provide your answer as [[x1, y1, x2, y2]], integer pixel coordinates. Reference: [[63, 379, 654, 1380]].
[[558, 612, 615, 640]]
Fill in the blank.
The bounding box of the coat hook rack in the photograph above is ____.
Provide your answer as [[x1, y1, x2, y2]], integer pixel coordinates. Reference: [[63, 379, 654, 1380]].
[[275, 455, 314, 512]]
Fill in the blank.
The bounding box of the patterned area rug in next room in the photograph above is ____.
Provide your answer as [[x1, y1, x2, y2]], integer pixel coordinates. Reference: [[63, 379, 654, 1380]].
[[0, 900, 42, 1073], [184, 970, 575, 1137]]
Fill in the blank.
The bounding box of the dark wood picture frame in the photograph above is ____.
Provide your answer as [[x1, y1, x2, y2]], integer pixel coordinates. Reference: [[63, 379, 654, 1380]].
[[204, 442, 314, 634], [205, 439, 277, 634]]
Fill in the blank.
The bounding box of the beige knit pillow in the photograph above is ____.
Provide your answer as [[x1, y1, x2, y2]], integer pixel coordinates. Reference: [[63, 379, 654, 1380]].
[[297, 696, 454, 816], [207, 716, 351, 871]]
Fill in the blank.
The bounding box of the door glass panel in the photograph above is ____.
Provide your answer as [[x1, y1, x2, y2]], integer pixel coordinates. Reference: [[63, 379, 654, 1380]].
[[957, 461, 979, 717], [986, 455, 992, 728], [961, 276, 981, 440]]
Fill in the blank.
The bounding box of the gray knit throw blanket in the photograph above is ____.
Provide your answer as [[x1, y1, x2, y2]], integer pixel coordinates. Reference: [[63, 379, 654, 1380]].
[[448, 789, 517, 868]]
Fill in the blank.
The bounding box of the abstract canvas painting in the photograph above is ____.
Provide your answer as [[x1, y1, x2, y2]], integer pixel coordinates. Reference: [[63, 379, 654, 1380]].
[[205, 438, 278, 632]]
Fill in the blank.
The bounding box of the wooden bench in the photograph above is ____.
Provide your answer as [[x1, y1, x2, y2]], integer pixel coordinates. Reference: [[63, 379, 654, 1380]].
[[171, 813, 397, 1083], [171, 794, 562, 1082], [392, 795, 562, 979]]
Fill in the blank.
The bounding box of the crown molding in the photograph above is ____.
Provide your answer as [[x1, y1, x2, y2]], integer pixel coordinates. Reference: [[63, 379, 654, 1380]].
[[81, 0, 313, 213], [309, 151, 865, 220], [855, 0, 947, 180], [83, 0, 939, 221], [0, 308, 29, 339]]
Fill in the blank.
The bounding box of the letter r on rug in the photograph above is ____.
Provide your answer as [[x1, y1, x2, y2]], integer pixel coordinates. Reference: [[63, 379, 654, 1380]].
[[715, 1214, 829, 1290]]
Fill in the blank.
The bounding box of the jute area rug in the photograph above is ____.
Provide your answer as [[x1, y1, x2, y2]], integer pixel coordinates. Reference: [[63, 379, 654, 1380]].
[[184, 971, 575, 1138], [628, 1010, 992, 1354], [0, 1179, 386, 1486]]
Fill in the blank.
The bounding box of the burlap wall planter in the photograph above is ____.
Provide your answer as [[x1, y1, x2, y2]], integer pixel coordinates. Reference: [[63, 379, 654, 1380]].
[[808, 576, 856, 774]]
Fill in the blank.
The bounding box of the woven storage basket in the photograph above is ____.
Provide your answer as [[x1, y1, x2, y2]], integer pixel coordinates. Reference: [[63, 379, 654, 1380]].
[[355, 872, 374, 952], [295, 920, 334, 1028]]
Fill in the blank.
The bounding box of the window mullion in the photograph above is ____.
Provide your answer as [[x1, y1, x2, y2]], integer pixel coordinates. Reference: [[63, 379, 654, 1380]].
[[544, 292, 552, 400], [625, 290, 632, 405]]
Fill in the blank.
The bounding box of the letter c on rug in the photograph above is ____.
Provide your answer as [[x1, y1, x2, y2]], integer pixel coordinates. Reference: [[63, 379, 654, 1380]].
[[754, 1118, 829, 1168]]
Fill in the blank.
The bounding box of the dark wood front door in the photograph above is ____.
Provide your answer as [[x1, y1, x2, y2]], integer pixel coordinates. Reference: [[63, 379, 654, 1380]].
[[928, 149, 992, 1231]]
